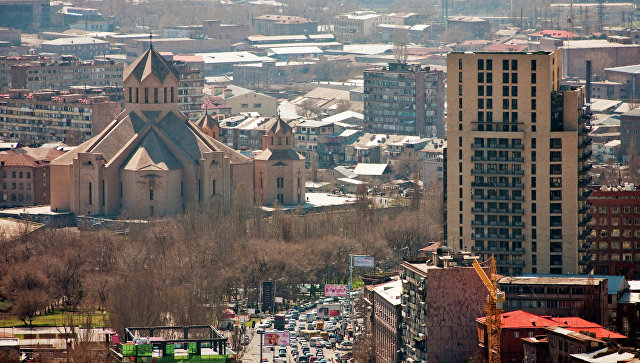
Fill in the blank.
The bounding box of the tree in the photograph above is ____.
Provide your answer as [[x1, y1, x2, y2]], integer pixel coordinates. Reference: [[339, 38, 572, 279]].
[[2, 264, 51, 326]]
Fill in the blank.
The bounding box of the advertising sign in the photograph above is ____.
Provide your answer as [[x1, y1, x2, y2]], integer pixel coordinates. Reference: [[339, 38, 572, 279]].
[[353, 255, 375, 268], [324, 284, 347, 297], [264, 331, 290, 346], [262, 281, 274, 312]]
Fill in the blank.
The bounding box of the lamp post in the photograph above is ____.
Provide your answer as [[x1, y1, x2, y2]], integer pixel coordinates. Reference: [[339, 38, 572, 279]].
[[259, 330, 264, 362]]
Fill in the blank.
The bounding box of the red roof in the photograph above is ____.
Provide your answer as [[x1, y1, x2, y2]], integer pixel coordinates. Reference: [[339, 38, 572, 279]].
[[530, 29, 578, 39], [478, 310, 559, 329], [0, 152, 37, 167], [478, 310, 626, 339]]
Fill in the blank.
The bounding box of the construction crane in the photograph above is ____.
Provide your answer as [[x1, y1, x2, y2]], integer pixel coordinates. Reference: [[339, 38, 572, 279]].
[[472, 257, 505, 363]]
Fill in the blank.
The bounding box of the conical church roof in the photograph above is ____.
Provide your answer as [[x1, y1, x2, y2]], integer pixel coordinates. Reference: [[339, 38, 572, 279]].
[[194, 113, 220, 130], [269, 116, 292, 135], [124, 47, 179, 83]]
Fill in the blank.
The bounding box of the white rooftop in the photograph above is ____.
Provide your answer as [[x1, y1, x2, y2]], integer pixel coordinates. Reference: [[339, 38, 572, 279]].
[[196, 51, 272, 64], [42, 37, 108, 46]]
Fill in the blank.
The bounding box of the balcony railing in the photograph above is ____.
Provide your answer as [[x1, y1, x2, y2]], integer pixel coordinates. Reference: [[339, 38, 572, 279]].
[[471, 194, 525, 201], [471, 246, 525, 254], [471, 169, 525, 176], [471, 233, 525, 241], [471, 143, 524, 150], [471, 182, 525, 188], [471, 156, 525, 163], [471, 207, 524, 214]]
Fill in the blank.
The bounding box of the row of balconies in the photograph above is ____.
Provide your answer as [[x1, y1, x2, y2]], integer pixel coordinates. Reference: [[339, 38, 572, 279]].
[[471, 169, 524, 176], [471, 246, 525, 254], [471, 182, 524, 188], [471, 156, 524, 163], [471, 194, 524, 201], [472, 143, 524, 150], [471, 207, 524, 214], [472, 233, 525, 241], [471, 220, 524, 227]]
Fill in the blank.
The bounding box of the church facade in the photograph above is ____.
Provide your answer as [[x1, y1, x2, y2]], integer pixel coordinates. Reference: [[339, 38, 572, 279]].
[[50, 48, 254, 218]]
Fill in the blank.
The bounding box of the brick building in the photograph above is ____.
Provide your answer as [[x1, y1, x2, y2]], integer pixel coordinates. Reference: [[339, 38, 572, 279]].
[[372, 279, 402, 363], [0, 89, 120, 146], [588, 185, 640, 278], [620, 108, 640, 160], [40, 37, 110, 60], [0, 147, 65, 208], [364, 63, 445, 138], [400, 254, 488, 362]]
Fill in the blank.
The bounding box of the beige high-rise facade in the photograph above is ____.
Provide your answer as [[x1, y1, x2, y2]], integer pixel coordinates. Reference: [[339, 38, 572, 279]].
[[445, 50, 592, 275]]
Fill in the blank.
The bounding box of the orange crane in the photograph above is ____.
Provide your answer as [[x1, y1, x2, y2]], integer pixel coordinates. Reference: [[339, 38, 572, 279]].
[[472, 257, 505, 363]]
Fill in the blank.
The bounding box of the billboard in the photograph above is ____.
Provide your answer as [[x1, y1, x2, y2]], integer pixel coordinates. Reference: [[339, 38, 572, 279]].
[[353, 255, 374, 268], [325, 284, 347, 297], [264, 331, 290, 346], [262, 281, 274, 312]]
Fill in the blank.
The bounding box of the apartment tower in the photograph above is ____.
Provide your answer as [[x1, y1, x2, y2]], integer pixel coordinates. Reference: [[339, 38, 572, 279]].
[[444, 50, 592, 275], [364, 63, 445, 138]]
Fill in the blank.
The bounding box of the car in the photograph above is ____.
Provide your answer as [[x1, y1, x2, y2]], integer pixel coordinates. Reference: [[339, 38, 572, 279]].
[[342, 341, 353, 347], [315, 341, 323, 348], [241, 335, 250, 345], [279, 347, 287, 357]]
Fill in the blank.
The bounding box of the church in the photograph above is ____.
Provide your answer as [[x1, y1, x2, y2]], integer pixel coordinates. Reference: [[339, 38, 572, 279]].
[[49, 47, 255, 218]]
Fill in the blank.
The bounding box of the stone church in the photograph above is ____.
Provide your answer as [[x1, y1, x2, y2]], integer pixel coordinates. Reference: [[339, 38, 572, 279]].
[[49, 48, 254, 218]]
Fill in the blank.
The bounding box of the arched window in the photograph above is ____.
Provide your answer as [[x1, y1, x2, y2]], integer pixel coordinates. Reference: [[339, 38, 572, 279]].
[[88, 182, 92, 205]]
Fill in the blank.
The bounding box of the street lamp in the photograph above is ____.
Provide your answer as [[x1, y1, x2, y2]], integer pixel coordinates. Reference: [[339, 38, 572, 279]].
[[259, 329, 265, 362]]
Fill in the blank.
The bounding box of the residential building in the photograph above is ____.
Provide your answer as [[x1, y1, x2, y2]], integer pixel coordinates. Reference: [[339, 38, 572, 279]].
[[9, 56, 124, 91], [217, 113, 276, 150], [172, 61, 205, 121], [400, 254, 488, 362], [446, 16, 491, 38], [620, 108, 640, 159], [498, 276, 609, 326], [197, 52, 273, 76], [128, 38, 230, 58], [372, 279, 402, 363], [252, 14, 318, 36], [0, 89, 121, 145], [267, 46, 323, 61], [0, 147, 65, 208], [617, 281, 640, 346], [364, 63, 445, 138], [546, 327, 609, 363], [587, 185, 640, 278], [333, 11, 403, 41], [60, 6, 113, 32], [253, 117, 305, 205], [218, 85, 277, 117], [232, 60, 314, 89], [0, 27, 21, 46], [445, 50, 592, 275], [40, 37, 111, 60], [49, 47, 254, 218], [203, 20, 250, 43], [0, 0, 50, 32], [294, 119, 336, 159]]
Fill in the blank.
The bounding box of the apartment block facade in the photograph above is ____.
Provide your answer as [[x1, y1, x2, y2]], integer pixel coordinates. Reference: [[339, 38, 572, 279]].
[[9, 56, 124, 91], [445, 50, 592, 275], [400, 255, 488, 362], [588, 186, 640, 278], [0, 89, 120, 145], [173, 61, 205, 121], [364, 63, 444, 138]]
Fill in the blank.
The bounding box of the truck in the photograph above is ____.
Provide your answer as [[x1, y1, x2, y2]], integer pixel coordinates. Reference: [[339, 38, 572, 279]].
[[317, 304, 341, 320], [315, 321, 324, 331], [274, 314, 286, 330]]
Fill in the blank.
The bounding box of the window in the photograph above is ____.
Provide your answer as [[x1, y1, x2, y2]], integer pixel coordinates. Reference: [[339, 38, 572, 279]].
[[503, 73, 509, 83], [503, 59, 509, 70], [531, 73, 536, 83], [129, 87, 132, 102], [459, 72, 462, 82], [503, 99, 509, 109], [144, 88, 149, 103], [88, 182, 92, 205], [11, 171, 15, 178], [18, 172, 22, 178], [478, 72, 484, 83], [511, 99, 518, 109], [212, 180, 216, 195], [26, 172, 30, 179], [149, 188, 154, 201], [277, 194, 284, 204], [511, 73, 518, 83], [511, 60, 518, 70], [459, 59, 463, 69], [550, 138, 562, 149], [477, 85, 483, 96], [531, 99, 536, 110], [531, 59, 536, 71], [154, 88, 158, 103], [503, 86, 509, 97], [486, 85, 493, 96], [241, 103, 249, 108], [254, 103, 262, 108], [511, 86, 518, 97], [531, 86, 536, 97], [136, 88, 139, 103], [277, 177, 284, 188], [487, 59, 493, 70], [478, 59, 484, 70], [164, 87, 168, 102]]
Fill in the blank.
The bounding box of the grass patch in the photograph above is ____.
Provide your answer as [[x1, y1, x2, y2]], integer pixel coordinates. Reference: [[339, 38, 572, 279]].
[[0, 309, 106, 328]]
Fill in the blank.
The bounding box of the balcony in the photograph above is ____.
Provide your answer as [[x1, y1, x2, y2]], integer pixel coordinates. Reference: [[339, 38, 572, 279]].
[[579, 150, 593, 161], [471, 182, 525, 189], [579, 137, 593, 148], [471, 169, 525, 176], [578, 253, 593, 265], [578, 240, 592, 253], [471, 194, 525, 201], [579, 204, 591, 214], [579, 214, 593, 227], [578, 227, 593, 240], [578, 189, 593, 201], [471, 156, 525, 163], [471, 220, 525, 228], [471, 143, 524, 150], [471, 207, 524, 214], [496, 259, 525, 267], [579, 163, 593, 173], [471, 246, 525, 254], [471, 233, 525, 241], [578, 176, 593, 188]]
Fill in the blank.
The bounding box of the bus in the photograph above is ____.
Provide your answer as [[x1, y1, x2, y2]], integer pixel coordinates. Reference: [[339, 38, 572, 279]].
[[300, 330, 320, 340]]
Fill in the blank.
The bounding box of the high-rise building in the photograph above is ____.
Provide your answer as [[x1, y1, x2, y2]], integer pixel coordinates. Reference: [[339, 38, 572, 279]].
[[444, 50, 592, 275], [364, 63, 444, 138], [0, 0, 50, 32]]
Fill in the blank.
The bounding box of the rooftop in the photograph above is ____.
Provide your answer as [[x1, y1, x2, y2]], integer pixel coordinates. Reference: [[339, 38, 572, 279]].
[[42, 37, 108, 46], [373, 279, 402, 306]]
